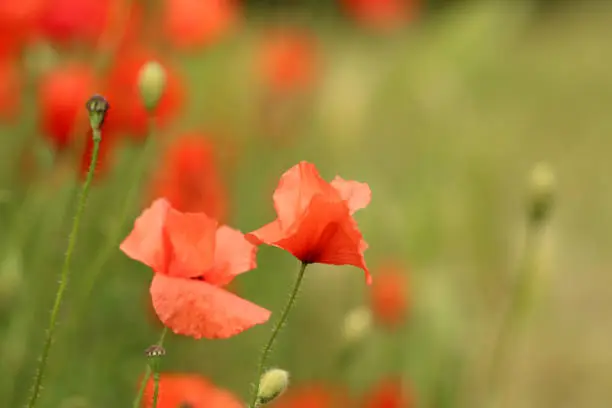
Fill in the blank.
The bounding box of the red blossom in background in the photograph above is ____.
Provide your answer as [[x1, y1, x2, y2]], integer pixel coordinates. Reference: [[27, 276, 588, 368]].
[[120, 198, 270, 339], [272, 384, 351, 408], [341, 0, 419, 32], [0, 0, 45, 52], [258, 28, 320, 93], [38, 63, 97, 150], [105, 48, 184, 140], [142, 373, 243, 408], [369, 263, 409, 327], [362, 377, 414, 408], [162, 0, 238, 50], [150, 133, 228, 222], [246, 161, 372, 283]]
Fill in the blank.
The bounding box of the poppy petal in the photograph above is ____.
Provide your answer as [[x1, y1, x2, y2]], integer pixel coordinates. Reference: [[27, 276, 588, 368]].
[[330, 176, 371, 214], [204, 225, 257, 286], [245, 219, 284, 246], [272, 161, 339, 229], [120, 198, 171, 272], [150, 274, 271, 339], [163, 208, 218, 279]]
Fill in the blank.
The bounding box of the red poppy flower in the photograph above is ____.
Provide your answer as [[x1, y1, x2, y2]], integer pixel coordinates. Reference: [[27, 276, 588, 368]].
[[369, 263, 409, 327], [162, 0, 238, 50], [105, 48, 184, 140], [341, 0, 419, 32], [258, 28, 319, 93], [150, 133, 228, 222], [120, 198, 270, 339], [0, 0, 45, 51], [272, 384, 350, 408], [246, 161, 371, 283], [38, 0, 118, 45], [142, 373, 243, 408], [38, 63, 96, 150], [362, 377, 414, 408]]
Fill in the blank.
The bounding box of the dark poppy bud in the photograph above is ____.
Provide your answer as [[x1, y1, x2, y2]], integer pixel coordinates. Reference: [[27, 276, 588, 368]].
[[144, 344, 166, 358], [85, 94, 110, 134]]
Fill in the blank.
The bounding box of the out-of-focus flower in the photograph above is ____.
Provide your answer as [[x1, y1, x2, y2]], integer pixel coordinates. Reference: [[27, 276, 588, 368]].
[[0, 0, 45, 53], [142, 373, 243, 408], [38, 0, 113, 45], [105, 48, 184, 140], [362, 377, 414, 408], [151, 133, 228, 222], [38, 63, 96, 150], [162, 0, 237, 50], [369, 263, 409, 327], [258, 28, 320, 94], [340, 0, 419, 32], [121, 198, 270, 339], [246, 161, 372, 283], [272, 384, 350, 408]]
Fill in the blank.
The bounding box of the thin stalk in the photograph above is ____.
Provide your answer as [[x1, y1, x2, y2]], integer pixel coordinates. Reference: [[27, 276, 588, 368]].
[[26, 130, 102, 408], [249, 262, 308, 408], [133, 327, 168, 408]]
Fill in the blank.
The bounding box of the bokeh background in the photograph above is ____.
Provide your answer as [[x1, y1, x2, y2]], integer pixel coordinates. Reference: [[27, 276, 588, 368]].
[[0, 0, 610, 407]]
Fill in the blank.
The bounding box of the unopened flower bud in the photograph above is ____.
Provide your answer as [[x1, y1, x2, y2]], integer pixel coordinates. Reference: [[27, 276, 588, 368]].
[[85, 94, 110, 134], [342, 306, 372, 344], [138, 61, 166, 112], [256, 368, 290, 406], [527, 162, 556, 226]]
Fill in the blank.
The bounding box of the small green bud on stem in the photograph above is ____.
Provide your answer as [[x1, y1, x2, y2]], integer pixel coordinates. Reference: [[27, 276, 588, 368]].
[[138, 61, 167, 112], [85, 94, 110, 135], [256, 368, 290, 406]]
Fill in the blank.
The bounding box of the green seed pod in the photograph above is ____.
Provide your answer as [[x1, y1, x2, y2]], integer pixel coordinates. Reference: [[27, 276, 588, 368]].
[[138, 61, 167, 112], [256, 368, 290, 406]]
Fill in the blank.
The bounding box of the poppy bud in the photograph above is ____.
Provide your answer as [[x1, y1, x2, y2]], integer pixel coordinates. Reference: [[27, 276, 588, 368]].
[[256, 368, 290, 406], [138, 61, 167, 112], [85, 94, 110, 134], [342, 306, 372, 344], [527, 162, 556, 226]]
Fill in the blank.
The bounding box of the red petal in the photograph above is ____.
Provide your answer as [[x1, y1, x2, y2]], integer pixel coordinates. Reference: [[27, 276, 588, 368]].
[[120, 198, 171, 272], [163, 208, 217, 278], [272, 161, 339, 230], [331, 176, 371, 214], [150, 274, 271, 339], [250, 195, 370, 283], [204, 225, 257, 286]]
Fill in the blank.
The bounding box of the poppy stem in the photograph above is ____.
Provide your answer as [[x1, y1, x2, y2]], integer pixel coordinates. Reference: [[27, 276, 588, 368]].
[[249, 261, 308, 408], [151, 359, 162, 408], [133, 327, 168, 408], [25, 129, 102, 408]]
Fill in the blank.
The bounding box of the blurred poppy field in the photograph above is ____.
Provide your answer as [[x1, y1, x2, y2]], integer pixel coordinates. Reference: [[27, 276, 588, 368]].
[[1, 0, 611, 407]]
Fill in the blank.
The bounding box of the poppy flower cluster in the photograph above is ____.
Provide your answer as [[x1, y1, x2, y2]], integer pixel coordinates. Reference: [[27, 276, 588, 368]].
[[121, 161, 372, 339]]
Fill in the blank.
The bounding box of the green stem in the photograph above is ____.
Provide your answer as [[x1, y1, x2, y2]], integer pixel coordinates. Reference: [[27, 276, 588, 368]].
[[249, 262, 308, 408], [151, 361, 161, 408], [133, 327, 168, 408], [25, 130, 102, 408], [68, 125, 156, 330]]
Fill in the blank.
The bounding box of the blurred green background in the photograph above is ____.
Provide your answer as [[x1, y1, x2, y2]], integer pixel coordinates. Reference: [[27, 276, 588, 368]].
[[1, 0, 611, 407]]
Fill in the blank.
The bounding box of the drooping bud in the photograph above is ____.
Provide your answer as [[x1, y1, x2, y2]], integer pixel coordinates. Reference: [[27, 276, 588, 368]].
[[138, 61, 167, 112], [527, 162, 556, 226], [256, 368, 290, 406], [85, 94, 110, 135], [342, 306, 372, 344]]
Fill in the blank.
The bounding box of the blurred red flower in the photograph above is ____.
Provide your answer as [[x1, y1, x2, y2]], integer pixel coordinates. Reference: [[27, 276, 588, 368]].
[[142, 373, 243, 408], [246, 161, 372, 283], [162, 0, 238, 50], [272, 384, 350, 408], [258, 28, 320, 93], [38, 63, 97, 150], [362, 377, 414, 408], [38, 0, 116, 45], [105, 48, 184, 140], [151, 133, 228, 222], [121, 198, 270, 339], [0, 0, 46, 51], [341, 0, 419, 31], [369, 263, 409, 327]]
